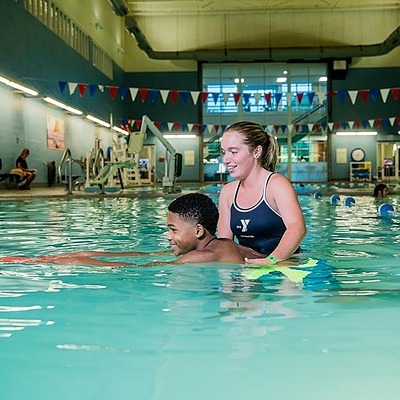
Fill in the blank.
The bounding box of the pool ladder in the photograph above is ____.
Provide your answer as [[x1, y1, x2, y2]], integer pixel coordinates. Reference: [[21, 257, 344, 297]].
[[58, 148, 74, 194]]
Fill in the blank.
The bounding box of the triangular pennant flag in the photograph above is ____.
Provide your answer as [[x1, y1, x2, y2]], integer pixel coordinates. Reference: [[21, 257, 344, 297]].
[[223, 93, 230, 104], [59, 81, 67, 94], [193, 124, 200, 133], [359, 90, 369, 103], [187, 123, 193, 132], [98, 85, 104, 92], [160, 90, 169, 104], [181, 122, 188, 131], [321, 122, 327, 132], [334, 121, 341, 130], [173, 122, 180, 131], [88, 84, 98, 98], [139, 88, 149, 103], [221, 124, 227, 132], [338, 90, 347, 103], [149, 89, 159, 103], [396, 116, 400, 125], [233, 93, 241, 105], [389, 117, 395, 126], [348, 90, 358, 105], [167, 122, 174, 131], [109, 86, 119, 100], [154, 120, 162, 129], [134, 119, 141, 130], [281, 125, 287, 133], [212, 92, 220, 105], [390, 88, 400, 101], [214, 125, 220, 133], [348, 121, 355, 129], [264, 92, 272, 105], [78, 84, 88, 97], [170, 90, 179, 104], [287, 124, 293, 133], [375, 118, 382, 127], [327, 122, 334, 131], [308, 123, 314, 132], [274, 125, 280, 133], [275, 93, 282, 106], [307, 92, 315, 105], [368, 119, 375, 127], [317, 91, 326, 103], [294, 124, 300, 133], [254, 93, 261, 104], [68, 82, 78, 95], [243, 93, 251, 105], [327, 91, 337, 98], [370, 89, 379, 103], [129, 88, 138, 102], [201, 92, 209, 104], [190, 91, 200, 104], [120, 87, 128, 100], [354, 120, 361, 128], [296, 93, 304, 105], [380, 88, 390, 103], [341, 121, 347, 130], [180, 91, 189, 104], [267, 125, 274, 133]]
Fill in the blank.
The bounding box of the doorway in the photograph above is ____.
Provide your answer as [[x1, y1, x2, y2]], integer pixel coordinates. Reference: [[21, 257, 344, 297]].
[[377, 142, 399, 181]]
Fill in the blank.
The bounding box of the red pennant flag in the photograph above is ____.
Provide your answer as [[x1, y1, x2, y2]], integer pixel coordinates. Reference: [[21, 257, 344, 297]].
[[134, 119, 141, 130], [296, 93, 304, 105], [139, 89, 149, 103], [327, 91, 337, 98], [334, 121, 340, 129], [155, 121, 162, 129], [109, 86, 118, 100], [170, 90, 179, 104], [359, 90, 369, 103], [375, 119, 382, 127], [264, 93, 272, 105], [78, 84, 88, 97], [173, 122, 180, 130], [396, 116, 400, 125], [294, 124, 300, 133], [233, 93, 241, 105], [354, 120, 361, 128], [274, 125, 280, 133], [214, 125, 220, 133], [201, 92, 209, 104], [390, 88, 400, 101], [193, 124, 200, 133]]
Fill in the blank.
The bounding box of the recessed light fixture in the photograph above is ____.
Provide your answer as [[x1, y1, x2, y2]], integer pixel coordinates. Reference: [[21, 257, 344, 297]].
[[276, 77, 287, 83], [319, 76, 328, 82], [234, 78, 244, 84], [336, 131, 377, 136]]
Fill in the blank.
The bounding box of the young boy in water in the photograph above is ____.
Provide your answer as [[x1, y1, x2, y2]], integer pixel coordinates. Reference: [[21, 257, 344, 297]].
[[1, 193, 265, 267]]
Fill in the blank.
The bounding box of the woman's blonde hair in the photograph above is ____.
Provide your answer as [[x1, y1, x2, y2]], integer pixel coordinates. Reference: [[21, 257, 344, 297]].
[[224, 121, 277, 171]]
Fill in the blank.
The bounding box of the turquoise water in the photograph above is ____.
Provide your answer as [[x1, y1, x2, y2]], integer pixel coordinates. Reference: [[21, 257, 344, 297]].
[[0, 193, 399, 400]]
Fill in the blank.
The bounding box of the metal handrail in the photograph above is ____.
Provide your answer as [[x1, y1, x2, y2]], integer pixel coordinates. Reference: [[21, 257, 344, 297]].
[[58, 148, 73, 194]]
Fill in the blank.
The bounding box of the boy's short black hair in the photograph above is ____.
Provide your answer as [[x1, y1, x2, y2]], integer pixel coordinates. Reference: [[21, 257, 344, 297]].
[[168, 193, 219, 235]]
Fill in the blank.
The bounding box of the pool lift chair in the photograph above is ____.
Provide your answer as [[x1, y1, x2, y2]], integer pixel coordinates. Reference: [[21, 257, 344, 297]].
[[58, 149, 85, 194], [137, 115, 182, 193]]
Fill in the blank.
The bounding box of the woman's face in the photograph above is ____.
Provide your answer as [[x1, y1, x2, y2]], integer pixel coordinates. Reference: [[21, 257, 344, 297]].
[[221, 130, 256, 179]]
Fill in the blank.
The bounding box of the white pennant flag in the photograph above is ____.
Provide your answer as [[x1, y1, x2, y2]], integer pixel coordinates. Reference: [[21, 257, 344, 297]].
[[348, 121, 355, 129], [348, 90, 358, 105], [254, 93, 261, 104], [287, 124, 293, 133], [389, 117, 395, 126], [380, 88, 390, 103], [68, 83, 78, 95], [129, 88, 138, 102], [191, 91, 200, 104], [223, 93, 230, 104], [167, 122, 174, 131], [160, 90, 169, 104], [327, 122, 334, 131], [368, 119, 374, 128], [187, 123, 194, 132]]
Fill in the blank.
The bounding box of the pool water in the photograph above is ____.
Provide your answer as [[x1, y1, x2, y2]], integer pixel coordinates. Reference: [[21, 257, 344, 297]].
[[0, 193, 399, 400]]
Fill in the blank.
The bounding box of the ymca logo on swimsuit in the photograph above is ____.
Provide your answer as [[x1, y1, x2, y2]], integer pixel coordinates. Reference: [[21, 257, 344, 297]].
[[240, 219, 250, 232]]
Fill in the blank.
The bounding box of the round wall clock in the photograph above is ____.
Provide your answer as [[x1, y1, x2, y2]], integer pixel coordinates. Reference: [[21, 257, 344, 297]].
[[351, 148, 365, 162]]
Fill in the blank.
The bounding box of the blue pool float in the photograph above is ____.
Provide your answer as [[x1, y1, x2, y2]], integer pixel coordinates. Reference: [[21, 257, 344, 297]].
[[378, 203, 394, 217], [344, 196, 356, 206], [330, 194, 340, 205]]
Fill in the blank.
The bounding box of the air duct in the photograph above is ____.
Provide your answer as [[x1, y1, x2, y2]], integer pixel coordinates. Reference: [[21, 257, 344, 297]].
[[126, 16, 400, 62], [108, 0, 128, 16]]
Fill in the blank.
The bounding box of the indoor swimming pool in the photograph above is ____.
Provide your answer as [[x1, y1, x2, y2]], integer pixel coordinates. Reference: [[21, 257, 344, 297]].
[[0, 191, 399, 400]]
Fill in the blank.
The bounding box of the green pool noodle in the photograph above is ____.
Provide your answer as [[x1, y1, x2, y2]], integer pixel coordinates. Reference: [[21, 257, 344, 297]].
[[242, 258, 318, 283]]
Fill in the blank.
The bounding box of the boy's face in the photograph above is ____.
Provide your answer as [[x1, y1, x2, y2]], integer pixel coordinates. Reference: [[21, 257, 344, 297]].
[[166, 212, 198, 256]]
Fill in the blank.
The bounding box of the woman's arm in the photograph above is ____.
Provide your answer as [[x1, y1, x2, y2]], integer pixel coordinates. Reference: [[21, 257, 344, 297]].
[[246, 174, 306, 265], [217, 183, 235, 239]]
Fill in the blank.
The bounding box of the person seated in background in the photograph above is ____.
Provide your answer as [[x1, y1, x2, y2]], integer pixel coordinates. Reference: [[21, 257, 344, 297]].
[[10, 148, 36, 190], [373, 183, 389, 198], [1, 193, 266, 267]]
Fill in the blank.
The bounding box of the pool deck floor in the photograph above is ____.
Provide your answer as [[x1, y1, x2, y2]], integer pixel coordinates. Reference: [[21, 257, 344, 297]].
[[0, 181, 399, 200]]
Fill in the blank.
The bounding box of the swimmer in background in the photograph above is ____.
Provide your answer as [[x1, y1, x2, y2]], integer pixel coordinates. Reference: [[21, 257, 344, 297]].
[[1, 193, 265, 267], [373, 183, 389, 198]]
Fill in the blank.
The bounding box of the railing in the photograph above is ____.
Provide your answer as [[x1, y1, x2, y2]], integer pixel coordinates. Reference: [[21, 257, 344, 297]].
[[58, 148, 73, 194]]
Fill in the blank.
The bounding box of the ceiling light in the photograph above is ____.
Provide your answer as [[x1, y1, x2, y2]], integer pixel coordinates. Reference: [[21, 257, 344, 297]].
[[0, 75, 38, 96], [43, 97, 82, 115], [163, 134, 196, 139], [86, 115, 110, 128], [234, 78, 244, 84], [276, 77, 287, 83], [112, 126, 129, 135], [319, 76, 328, 82], [336, 131, 377, 136]]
